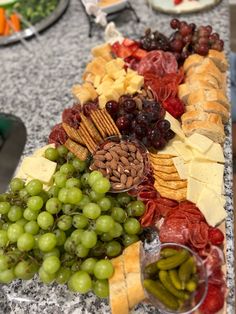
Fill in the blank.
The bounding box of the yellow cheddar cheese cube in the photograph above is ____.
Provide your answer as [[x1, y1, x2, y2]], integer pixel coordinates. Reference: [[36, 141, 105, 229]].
[[72, 85, 92, 105], [116, 58, 125, 68], [113, 81, 125, 96], [91, 43, 112, 61], [125, 86, 138, 95], [102, 75, 114, 85], [112, 69, 126, 80], [97, 81, 113, 95], [103, 89, 120, 102], [98, 95, 108, 108], [93, 75, 102, 88], [128, 75, 144, 90]]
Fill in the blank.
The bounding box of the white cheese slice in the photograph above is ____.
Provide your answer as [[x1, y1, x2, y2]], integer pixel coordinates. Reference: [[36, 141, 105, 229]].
[[172, 157, 188, 179], [21, 156, 57, 185], [165, 112, 186, 140], [189, 161, 224, 187], [15, 166, 28, 180], [196, 187, 227, 226], [205, 143, 225, 163], [173, 141, 193, 162], [33, 144, 55, 157], [205, 183, 222, 196], [187, 177, 205, 204], [185, 133, 213, 153]]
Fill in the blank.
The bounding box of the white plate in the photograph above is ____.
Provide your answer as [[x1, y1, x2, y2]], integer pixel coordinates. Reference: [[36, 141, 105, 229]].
[[99, 0, 128, 14], [148, 0, 221, 14]]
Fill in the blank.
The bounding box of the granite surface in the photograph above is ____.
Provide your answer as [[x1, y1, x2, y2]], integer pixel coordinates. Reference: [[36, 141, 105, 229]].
[[0, 0, 235, 313]]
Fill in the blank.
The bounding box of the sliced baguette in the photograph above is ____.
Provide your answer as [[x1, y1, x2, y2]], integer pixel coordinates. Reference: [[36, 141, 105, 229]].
[[185, 73, 220, 89], [178, 83, 190, 104], [181, 111, 223, 126], [208, 49, 228, 72], [187, 89, 230, 110], [183, 54, 204, 72]]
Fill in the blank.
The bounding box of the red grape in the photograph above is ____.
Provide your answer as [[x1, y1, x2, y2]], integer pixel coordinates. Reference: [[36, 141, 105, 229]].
[[164, 129, 175, 141], [170, 39, 183, 52], [196, 44, 209, 56], [183, 35, 192, 44], [173, 31, 183, 41], [106, 101, 119, 116], [206, 25, 213, 34], [152, 137, 166, 150], [116, 116, 130, 131], [156, 120, 170, 133], [170, 19, 180, 29], [135, 125, 146, 139], [123, 99, 136, 113], [189, 23, 196, 31], [198, 37, 209, 45], [180, 25, 192, 37]]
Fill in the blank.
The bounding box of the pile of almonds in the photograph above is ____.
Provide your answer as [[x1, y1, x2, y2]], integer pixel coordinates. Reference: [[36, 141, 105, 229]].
[[90, 140, 145, 191]]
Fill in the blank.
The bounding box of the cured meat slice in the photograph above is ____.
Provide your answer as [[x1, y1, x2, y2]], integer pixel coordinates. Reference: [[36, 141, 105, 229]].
[[62, 104, 81, 129], [140, 200, 160, 227], [159, 217, 189, 244], [48, 123, 68, 146], [189, 221, 209, 249]]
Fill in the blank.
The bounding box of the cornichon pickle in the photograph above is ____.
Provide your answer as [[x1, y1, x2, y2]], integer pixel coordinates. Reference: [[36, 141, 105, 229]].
[[160, 248, 179, 258], [159, 270, 189, 300], [157, 249, 190, 270], [145, 262, 159, 277], [169, 269, 184, 290], [178, 256, 195, 282], [143, 279, 179, 310], [186, 280, 197, 292]]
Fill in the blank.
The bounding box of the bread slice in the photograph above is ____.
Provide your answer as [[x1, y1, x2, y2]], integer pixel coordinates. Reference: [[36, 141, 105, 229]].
[[109, 256, 129, 314], [181, 111, 223, 126], [185, 101, 229, 123], [183, 54, 204, 72], [187, 89, 230, 110], [185, 73, 220, 89], [178, 83, 190, 104], [123, 241, 145, 310], [208, 49, 228, 72]]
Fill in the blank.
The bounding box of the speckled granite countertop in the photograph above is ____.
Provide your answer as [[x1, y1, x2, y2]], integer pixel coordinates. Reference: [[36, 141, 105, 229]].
[[0, 0, 234, 313]]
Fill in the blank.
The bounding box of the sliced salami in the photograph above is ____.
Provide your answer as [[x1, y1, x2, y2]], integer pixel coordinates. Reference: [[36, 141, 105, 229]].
[[48, 123, 68, 146]]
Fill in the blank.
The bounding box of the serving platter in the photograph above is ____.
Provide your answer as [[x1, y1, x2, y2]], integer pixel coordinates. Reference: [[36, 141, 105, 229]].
[[0, 0, 70, 46], [99, 0, 128, 14]]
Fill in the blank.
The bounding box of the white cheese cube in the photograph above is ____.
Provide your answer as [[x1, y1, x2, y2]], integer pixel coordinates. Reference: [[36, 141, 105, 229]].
[[185, 133, 213, 153]]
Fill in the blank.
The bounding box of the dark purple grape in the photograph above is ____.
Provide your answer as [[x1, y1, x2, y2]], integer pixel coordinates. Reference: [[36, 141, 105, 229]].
[[146, 111, 160, 123], [116, 116, 130, 131], [147, 128, 161, 142], [142, 136, 152, 148], [196, 44, 209, 56], [152, 137, 167, 150], [189, 23, 196, 31], [180, 25, 192, 37], [156, 120, 170, 133], [205, 25, 213, 34], [106, 101, 119, 117], [183, 34, 192, 44], [131, 119, 138, 130], [180, 50, 190, 60], [164, 129, 175, 141], [170, 19, 180, 30], [170, 39, 183, 53], [135, 125, 146, 139], [136, 113, 148, 126], [124, 113, 135, 121], [123, 99, 137, 113]]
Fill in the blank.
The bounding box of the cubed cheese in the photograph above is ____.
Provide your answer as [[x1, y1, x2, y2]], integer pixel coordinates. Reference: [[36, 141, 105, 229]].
[[103, 89, 120, 102], [172, 157, 188, 179], [21, 156, 57, 185], [196, 187, 227, 226], [165, 112, 186, 140], [98, 95, 108, 108], [187, 177, 205, 204], [128, 75, 144, 91], [113, 81, 125, 96], [173, 141, 193, 162], [112, 69, 126, 80], [126, 86, 139, 95], [94, 75, 102, 88], [185, 133, 213, 153]]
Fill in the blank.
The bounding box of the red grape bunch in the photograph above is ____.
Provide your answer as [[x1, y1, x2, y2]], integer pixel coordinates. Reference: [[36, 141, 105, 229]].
[[140, 29, 170, 52]]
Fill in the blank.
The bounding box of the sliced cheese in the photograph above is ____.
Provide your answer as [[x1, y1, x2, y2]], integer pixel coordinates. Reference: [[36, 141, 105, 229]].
[[185, 133, 213, 153], [165, 112, 186, 140], [197, 187, 227, 226], [173, 141, 193, 162], [21, 156, 57, 185], [187, 177, 205, 204], [205, 183, 222, 195], [172, 156, 188, 179], [205, 143, 225, 163], [33, 144, 55, 157], [189, 161, 224, 187]]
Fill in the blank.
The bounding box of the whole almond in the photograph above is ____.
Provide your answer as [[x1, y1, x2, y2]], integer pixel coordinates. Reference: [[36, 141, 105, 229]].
[[120, 156, 129, 166], [126, 177, 133, 189], [131, 152, 136, 159], [134, 97, 143, 111], [113, 170, 120, 178], [124, 169, 130, 175], [134, 159, 140, 165], [110, 176, 120, 182], [112, 183, 125, 190], [103, 142, 115, 150], [116, 148, 128, 157], [136, 151, 143, 162], [105, 152, 112, 161], [120, 143, 128, 151], [110, 151, 119, 160], [133, 177, 141, 185], [94, 155, 106, 161], [106, 167, 112, 175], [117, 164, 124, 174], [131, 168, 136, 177], [120, 174, 127, 184], [128, 144, 137, 153], [128, 156, 134, 162], [94, 160, 106, 168], [96, 150, 106, 155], [110, 159, 117, 170]]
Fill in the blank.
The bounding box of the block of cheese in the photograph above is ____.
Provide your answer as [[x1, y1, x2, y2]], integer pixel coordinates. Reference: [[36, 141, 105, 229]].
[[187, 177, 205, 204], [21, 156, 57, 185], [165, 112, 186, 140], [189, 161, 224, 187], [173, 141, 193, 162], [172, 156, 188, 179], [197, 187, 227, 226], [33, 144, 55, 157], [185, 133, 213, 153]]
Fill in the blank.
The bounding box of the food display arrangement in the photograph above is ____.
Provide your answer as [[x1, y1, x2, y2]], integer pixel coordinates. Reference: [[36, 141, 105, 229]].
[[0, 18, 229, 314]]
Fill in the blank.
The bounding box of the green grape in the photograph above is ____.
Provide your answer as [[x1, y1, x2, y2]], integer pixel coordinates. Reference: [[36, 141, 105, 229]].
[[8, 205, 23, 222], [17, 233, 35, 251], [0, 193, 8, 202], [68, 271, 92, 293], [2, 223, 10, 231], [89, 191, 105, 202], [19, 188, 29, 200], [89, 241, 105, 257], [67, 187, 83, 205], [39, 266, 56, 284], [10, 178, 24, 192], [24, 221, 39, 235], [111, 207, 127, 223], [67, 151, 75, 161], [0, 255, 10, 271], [75, 244, 89, 258], [109, 222, 123, 238], [58, 188, 69, 203], [38, 233, 57, 252], [72, 214, 88, 229], [37, 211, 54, 230], [60, 163, 75, 176], [46, 198, 62, 214], [88, 171, 103, 187], [62, 204, 75, 215], [45, 147, 59, 161], [54, 172, 68, 188], [48, 186, 60, 198], [127, 201, 145, 217], [97, 197, 112, 211], [56, 267, 71, 284], [81, 173, 90, 187], [71, 261, 81, 272], [42, 256, 60, 274], [71, 229, 84, 244], [106, 240, 122, 257], [0, 202, 10, 214], [81, 258, 97, 275], [64, 237, 76, 254], [27, 196, 44, 211], [53, 229, 66, 246], [61, 252, 75, 267], [7, 223, 24, 243], [83, 203, 101, 219], [16, 218, 28, 227], [122, 234, 139, 247], [26, 179, 43, 196], [23, 208, 38, 221], [66, 178, 81, 189], [100, 233, 113, 242], [0, 230, 8, 247], [72, 158, 86, 172], [92, 178, 111, 194], [124, 218, 140, 235], [0, 268, 15, 283], [38, 191, 49, 203], [94, 259, 114, 280], [57, 215, 72, 231], [14, 260, 38, 280], [34, 235, 40, 249], [57, 145, 68, 157], [78, 195, 90, 209], [93, 279, 109, 298], [96, 216, 115, 233], [43, 248, 60, 259], [81, 230, 97, 249], [116, 193, 132, 206]]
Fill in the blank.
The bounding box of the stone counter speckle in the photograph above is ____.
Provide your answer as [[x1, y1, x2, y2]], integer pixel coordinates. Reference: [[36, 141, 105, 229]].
[[0, 0, 234, 313]]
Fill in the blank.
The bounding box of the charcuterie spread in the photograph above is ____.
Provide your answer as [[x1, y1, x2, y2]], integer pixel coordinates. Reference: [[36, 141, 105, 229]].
[[0, 19, 230, 314]]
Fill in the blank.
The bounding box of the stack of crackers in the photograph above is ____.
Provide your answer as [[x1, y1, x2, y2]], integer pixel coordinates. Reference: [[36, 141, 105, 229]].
[[63, 109, 120, 161], [149, 153, 187, 202]]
